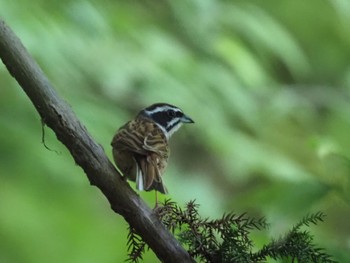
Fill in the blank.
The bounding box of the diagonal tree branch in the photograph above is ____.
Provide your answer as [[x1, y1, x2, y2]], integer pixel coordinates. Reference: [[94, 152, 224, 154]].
[[0, 19, 194, 263]]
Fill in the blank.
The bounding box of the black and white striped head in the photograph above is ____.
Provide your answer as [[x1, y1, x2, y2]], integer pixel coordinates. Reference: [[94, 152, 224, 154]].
[[139, 103, 194, 139]]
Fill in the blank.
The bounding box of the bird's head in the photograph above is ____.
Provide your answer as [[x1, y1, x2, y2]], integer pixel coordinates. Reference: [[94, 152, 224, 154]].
[[139, 103, 194, 139]]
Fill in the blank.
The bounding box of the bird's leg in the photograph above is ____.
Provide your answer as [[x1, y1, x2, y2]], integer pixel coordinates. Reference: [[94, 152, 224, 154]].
[[154, 191, 159, 208]]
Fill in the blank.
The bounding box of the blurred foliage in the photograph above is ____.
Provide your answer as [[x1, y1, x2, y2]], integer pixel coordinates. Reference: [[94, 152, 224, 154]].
[[1, 0, 350, 262]]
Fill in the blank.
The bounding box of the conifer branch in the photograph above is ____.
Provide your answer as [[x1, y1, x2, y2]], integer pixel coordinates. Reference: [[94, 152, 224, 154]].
[[125, 199, 337, 263]]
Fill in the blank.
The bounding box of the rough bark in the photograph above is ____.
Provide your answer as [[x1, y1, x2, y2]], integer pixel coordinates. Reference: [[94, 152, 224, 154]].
[[0, 19, 194, 263]]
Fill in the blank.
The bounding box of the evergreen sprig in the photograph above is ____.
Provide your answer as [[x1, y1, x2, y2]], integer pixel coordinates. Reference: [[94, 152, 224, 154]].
[[126, 200, 337, 263], [126, 224, 147, 262]]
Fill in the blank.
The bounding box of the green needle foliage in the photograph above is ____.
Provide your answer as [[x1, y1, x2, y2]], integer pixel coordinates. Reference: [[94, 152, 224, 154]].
[[126, 225, 147, 262], [127, 200, 336, 263]]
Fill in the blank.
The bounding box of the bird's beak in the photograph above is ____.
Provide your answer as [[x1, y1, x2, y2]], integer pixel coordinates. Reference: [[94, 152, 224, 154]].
[[181, 114, 195, 124]]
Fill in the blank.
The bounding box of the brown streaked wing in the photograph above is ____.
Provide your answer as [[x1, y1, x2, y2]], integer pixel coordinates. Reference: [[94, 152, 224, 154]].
[[112, 118, 169, 193], [112, 119, 149, 155], [113, 119, 169, 155]]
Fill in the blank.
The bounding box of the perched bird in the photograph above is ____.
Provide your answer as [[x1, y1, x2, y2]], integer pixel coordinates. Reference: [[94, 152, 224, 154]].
[[111, 103, 194, 197]]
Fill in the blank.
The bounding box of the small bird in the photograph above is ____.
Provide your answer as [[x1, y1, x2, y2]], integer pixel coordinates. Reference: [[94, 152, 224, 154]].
[[111, 103, 194, 198]]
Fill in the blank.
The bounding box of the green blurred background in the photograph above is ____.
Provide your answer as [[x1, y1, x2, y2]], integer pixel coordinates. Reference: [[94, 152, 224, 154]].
[[1, 0, 350, 262]]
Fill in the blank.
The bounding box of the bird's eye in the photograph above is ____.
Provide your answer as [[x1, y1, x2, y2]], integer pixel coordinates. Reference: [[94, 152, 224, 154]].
[[167, 110, 176, 118]]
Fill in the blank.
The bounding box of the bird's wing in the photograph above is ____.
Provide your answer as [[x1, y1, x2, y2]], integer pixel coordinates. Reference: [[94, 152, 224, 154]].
[[112, 119, 168, 155], [111, 118, 169, 193]]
